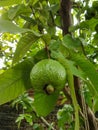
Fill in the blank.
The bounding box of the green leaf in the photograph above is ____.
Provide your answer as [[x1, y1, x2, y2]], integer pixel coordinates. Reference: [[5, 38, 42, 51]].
[[34, 48, 48, 62], [49, 40, 60, 51], [20, 15, 36, 25], [93, 97, 98, 112], [70, 53, 98, 95], [93, 34, 98, 45], [70, 18, 98, 32], [8, 4, 31, 20], [31, 0, 39, 5], [0, 58, 35, 105], [0, 0, 22, 6], [34, 91, 59, 116], [49, 0, 59, 4], [57, 105, 73, 129], [86, 18, 98, 31], [13, 32, 40, 64], [0, 19, 31, 34], [67, 60, 86, 80], [42, 34, 51, 45], [63, 34, 81, 50]]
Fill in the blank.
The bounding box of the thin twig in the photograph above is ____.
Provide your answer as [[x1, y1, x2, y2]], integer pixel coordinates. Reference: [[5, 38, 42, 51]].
[[40, 117, 56, 130]]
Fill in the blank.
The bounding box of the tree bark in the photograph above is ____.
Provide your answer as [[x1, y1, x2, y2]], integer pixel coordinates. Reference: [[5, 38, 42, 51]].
[[60, 0, 72, 35]]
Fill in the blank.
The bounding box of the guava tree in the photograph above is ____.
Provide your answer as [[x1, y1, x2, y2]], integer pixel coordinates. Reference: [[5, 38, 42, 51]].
[[0, 0, 98, 129]]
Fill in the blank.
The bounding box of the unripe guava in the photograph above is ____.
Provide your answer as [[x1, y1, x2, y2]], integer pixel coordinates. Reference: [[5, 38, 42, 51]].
[[30, 59, 66, 94]]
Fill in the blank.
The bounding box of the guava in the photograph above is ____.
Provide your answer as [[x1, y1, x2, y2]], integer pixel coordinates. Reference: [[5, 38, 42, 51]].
[[30, 59, 66, 93], [30, 59, 66, 116]]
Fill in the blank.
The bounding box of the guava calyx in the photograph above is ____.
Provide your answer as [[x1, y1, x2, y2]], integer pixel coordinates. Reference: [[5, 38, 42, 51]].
[[44, 84, 55, 95]]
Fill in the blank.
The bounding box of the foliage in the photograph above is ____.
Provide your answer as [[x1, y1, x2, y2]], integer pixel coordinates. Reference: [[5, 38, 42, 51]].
[[0, 0, 98, 129], [0, 58, 35, 104], [57, 104, 74, 130], [12, 93, 36, 128]]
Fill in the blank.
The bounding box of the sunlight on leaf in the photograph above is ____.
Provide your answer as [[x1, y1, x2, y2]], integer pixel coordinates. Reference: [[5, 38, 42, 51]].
[[0, 0, 22, 7], [0, 58, 35, 105], [13, 33, 41, 64], [0, 19, 30, 34]]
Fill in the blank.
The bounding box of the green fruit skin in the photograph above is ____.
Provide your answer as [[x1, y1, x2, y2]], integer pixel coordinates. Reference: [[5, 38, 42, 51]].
[[30, 59, 66, 93]]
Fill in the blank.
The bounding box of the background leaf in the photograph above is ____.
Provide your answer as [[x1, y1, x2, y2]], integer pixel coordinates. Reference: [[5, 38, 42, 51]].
[[0, 58, 35, 105], [0, 0, 22, 7], [70, 54, 98, 95], [0, 19, 31, 33], [67, 60, 86, 80], [63, 34, 81, 50], [8, 4, 31, 20], [13, 33, 41, 64]]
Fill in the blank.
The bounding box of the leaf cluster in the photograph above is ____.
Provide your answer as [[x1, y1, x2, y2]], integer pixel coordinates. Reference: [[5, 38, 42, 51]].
[[0, 0, 98, 129]]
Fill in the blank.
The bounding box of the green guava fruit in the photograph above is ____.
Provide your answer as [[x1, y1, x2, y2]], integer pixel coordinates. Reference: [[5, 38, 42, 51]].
[[30, 59, 66, 116], [30, 59, 66, 93]]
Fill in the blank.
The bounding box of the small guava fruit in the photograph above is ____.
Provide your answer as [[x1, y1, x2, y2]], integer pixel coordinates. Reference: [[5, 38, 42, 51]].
[[30, 59, 66, 116], [30, 59, 66, 93]]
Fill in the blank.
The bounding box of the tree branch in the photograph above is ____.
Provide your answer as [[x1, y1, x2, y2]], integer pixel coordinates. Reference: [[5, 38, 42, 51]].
[[60, 0, 72, 35]]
